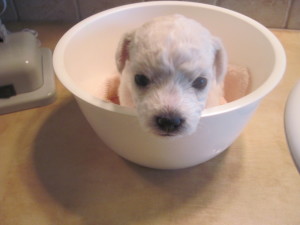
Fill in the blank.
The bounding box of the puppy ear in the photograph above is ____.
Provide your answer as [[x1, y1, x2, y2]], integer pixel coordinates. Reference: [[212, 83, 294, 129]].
[[213, 37, 228, 84], [115, 32, 134, 73]]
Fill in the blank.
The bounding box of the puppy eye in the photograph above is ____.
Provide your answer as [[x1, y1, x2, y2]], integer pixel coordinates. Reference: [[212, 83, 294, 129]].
[[192, 77, 207, 90], [135, 74, 150, 87]]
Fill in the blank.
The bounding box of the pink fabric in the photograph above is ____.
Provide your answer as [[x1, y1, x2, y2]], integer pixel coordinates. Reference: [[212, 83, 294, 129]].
[[224, 64, 250, 103]]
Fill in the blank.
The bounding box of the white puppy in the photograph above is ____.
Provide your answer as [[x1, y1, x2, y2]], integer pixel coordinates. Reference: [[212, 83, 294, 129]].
[[115, 15, 227, 137]]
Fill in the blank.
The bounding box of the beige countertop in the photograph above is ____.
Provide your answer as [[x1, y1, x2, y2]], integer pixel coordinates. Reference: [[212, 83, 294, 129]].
[[0, 24, 300, 225]]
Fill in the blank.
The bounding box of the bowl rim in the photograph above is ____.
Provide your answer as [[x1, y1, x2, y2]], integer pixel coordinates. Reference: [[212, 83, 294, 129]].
[[53, 1, 286, 117]]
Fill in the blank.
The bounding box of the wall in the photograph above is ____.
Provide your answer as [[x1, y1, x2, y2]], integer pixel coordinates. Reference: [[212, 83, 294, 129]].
[[1, 0, 300, 29]]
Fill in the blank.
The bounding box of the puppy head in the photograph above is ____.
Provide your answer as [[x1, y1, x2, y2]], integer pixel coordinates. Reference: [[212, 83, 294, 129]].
[[116, 15, 227, 137]]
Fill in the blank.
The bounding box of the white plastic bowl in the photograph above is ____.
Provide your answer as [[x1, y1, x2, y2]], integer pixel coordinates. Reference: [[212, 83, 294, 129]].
[[53, 1, 286, 169], [285, 80, 300, 173]]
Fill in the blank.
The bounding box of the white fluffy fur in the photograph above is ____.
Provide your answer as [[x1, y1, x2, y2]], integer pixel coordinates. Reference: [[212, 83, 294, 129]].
[[116, 14, 227, 136]]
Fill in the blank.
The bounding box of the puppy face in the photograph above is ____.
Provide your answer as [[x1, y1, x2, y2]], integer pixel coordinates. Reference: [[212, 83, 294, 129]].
[[116, 15, 227, 137]]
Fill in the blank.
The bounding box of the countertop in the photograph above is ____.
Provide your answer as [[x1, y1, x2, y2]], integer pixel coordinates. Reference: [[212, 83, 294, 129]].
[[0, 23, 300, 225]]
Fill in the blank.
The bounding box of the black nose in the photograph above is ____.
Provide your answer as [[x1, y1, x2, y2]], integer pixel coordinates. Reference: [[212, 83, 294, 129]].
[[155, 114, 184, 133]]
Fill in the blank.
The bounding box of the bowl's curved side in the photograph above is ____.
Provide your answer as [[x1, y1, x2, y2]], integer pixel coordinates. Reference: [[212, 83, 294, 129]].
[[76, 97, 259, 169]]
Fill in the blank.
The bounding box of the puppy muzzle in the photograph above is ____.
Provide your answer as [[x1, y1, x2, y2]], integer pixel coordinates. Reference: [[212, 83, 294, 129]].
[[153, 110, 186, 136]]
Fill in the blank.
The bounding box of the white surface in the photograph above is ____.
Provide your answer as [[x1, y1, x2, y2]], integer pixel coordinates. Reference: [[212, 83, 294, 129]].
[[0, 48, 56, 114], [285, 80, 300, 173], [0, 32, 43, 94], [53, 1, 286, 169]]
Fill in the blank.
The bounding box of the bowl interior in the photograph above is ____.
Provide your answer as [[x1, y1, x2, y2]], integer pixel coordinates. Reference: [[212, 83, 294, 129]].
[[54, 2, 285, 115]]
